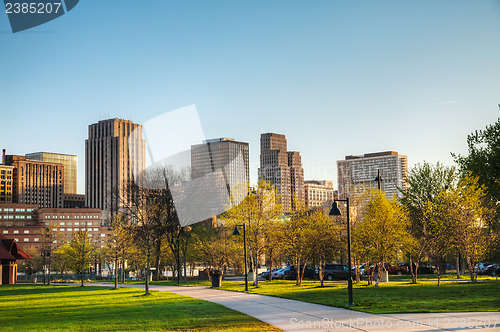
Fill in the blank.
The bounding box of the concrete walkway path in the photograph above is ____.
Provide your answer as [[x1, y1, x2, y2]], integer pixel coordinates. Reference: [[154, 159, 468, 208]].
[[92, 283, 500, 332]]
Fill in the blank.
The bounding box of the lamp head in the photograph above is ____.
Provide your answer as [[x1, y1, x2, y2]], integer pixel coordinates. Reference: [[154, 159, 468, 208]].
[[329, 201, 341, 216], [232, 226, 241, 236]]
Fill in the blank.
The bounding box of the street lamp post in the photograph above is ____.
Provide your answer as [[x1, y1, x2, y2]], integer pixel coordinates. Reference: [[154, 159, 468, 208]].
[[329, 198, 354, 307], [232, 224, 249, 292]]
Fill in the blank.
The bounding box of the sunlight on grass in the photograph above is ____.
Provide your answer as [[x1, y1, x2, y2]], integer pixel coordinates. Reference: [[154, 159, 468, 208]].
[[0, 285, 281, 331], [220, 279, 500, 314]]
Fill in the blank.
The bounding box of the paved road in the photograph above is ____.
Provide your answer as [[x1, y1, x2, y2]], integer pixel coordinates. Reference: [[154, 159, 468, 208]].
[[91, 283, 500, 332]]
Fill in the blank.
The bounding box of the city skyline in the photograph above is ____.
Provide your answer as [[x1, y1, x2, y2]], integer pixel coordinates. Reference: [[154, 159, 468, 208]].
[[1, 1, 499, 194]]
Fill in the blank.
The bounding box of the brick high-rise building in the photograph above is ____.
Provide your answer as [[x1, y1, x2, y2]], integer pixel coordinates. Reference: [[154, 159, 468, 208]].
[[3, 152, 64, 208], [85, 118, 145, 213], [258, 133, 304, 212], [337, 151, 408, 201]]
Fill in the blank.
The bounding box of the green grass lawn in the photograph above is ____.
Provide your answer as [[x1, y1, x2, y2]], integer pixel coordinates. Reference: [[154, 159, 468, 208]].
[[0, 284, 281, 331], [219, 279, 500, 314]]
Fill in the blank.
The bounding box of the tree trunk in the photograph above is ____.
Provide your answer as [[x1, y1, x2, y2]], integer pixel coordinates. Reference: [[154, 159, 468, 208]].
[[456, 252, 460, 279], [319, 260, 324, 287], [145, 249, 150, 295], [436, 258, 441, 286], [375, 262, 381, 287], [413, 260, 420, 284], [268, 249, 274, 282], [114, 255, 118, 289], [253, 253, 259, 287], [155, 239, 161, 282], [467, 256, 476, 283]]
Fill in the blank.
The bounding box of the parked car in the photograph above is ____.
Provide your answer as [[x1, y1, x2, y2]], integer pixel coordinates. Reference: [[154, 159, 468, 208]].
[[398, 262, 435, 274], [261, 268, 281, 280], [271, 268, 285, 279], [367, 263, 403, 275], [483, 264, 500, 277], [356, 264, 366, 276], [318, 264, 355, 281], [475, 262, 494, 274], [283, 265, 316, 280]]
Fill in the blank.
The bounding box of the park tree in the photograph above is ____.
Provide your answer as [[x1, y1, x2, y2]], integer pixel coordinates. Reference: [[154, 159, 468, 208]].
[[446, 175, 498, 282], [190, 221, 239, 273], [119, 164, 188, 293], [63, 229, 98, 286], [105, 213, 131, 288], [222, 180, 283, 287], [454, 112, 500, 261], [121, 180, 170, 294], [454, 113, 500, 212], [356, 189, 409, 286], [280, 208, 309, 286], [306, 209, 342, 287], [422, 195, 456, 286], [400, 162, 457, 282]]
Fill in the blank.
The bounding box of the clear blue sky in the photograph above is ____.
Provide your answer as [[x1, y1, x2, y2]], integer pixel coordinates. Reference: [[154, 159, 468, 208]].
[[1, 1, 499, 194]]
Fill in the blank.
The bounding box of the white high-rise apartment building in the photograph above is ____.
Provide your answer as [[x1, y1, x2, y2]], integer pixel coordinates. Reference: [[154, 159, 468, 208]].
[[337, 151, 408, 201], [304, 180, 334, 209]]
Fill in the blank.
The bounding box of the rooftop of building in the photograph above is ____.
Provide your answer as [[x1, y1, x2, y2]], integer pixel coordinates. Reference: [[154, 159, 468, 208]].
[[203, 138, 235, 143], [25, 152, 77, 158], [345, 151, 402, 160]]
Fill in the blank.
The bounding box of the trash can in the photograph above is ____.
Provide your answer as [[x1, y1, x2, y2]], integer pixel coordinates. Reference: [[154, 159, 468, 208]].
[[210, 269, 222, 288]]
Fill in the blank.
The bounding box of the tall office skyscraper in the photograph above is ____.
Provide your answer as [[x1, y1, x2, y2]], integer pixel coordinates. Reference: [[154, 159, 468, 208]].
[[85, 118, 145, 213], [337, 151, 408, 201], [191, 138, 249, 187], [258, 133, 304, 212], [25, 152, 78, 194]]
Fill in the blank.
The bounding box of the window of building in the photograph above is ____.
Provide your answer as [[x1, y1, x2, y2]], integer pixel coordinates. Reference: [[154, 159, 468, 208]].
[[60, 228, 65, 231], [74, 222, 79, 226], [93, 228, 98, 231], [67, 228, 72, 232], [23, 238, 28, 242], [13, 230, 19, 234], [2, 230, 7, 234], [34, 238, 39, 242], [60, 222, 65, 226], [23, 230, 29, 234]]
